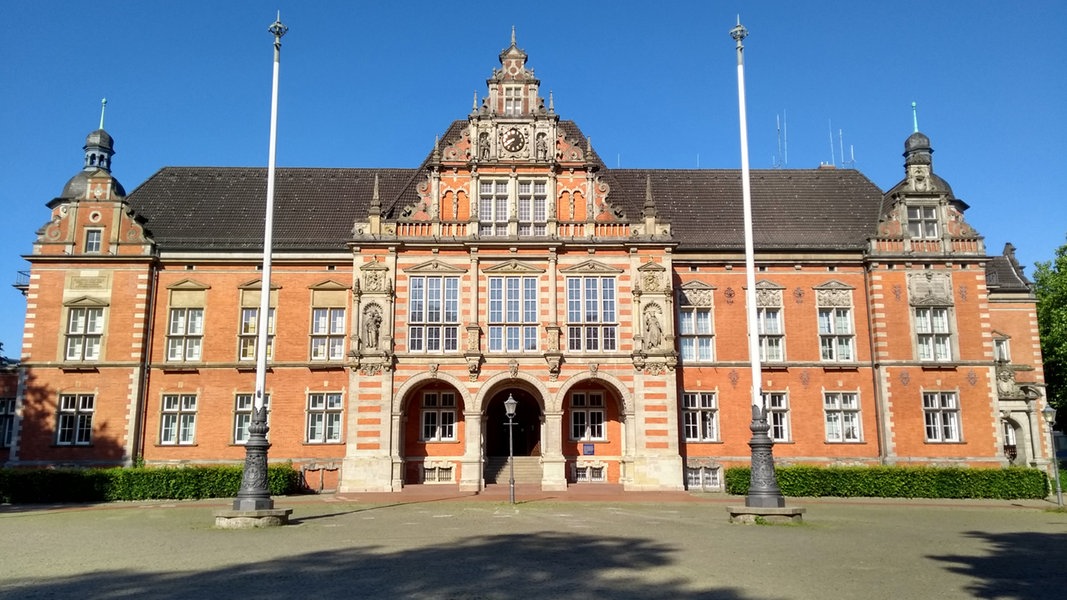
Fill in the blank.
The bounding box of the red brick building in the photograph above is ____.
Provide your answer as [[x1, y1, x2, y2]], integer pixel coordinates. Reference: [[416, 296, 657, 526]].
[[5, 38, 1054, 493]]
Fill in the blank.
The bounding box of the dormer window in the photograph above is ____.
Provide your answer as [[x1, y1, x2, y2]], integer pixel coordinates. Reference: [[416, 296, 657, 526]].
[[504, 85, 522, 116], [85, 229, 103, 254], [907, 206, 939, 239]]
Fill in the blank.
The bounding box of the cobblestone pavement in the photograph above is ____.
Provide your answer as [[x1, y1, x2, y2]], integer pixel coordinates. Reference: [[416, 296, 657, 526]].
[[1, 487, 1065, 600]]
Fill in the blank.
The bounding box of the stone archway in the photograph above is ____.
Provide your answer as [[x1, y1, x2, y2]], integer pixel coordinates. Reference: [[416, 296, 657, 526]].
[[485, 388, 542, 457]]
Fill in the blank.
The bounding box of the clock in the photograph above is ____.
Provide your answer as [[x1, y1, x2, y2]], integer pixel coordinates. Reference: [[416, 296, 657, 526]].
[[502, 127, 525, 152]]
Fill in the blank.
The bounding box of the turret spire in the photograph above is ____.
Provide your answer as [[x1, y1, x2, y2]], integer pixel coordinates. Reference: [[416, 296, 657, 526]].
[[911, 101, 919, 133], [99, 98, 107, 130]]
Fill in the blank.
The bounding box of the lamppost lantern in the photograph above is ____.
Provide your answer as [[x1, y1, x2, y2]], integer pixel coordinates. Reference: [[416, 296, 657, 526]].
[[1041, 402, 1063, 508], [504, 394, 517, 504]]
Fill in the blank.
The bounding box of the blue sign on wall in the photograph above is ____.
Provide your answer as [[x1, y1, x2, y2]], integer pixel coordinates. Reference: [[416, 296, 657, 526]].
[[583, 443, 595, 456]]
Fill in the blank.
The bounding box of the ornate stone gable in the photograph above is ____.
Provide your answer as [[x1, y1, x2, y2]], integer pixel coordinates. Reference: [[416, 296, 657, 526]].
[[813, 280, 854, 307], [560, 259, 624, 275], [678, 281, 716, 307], [403, 259, 466, 274], [636, 261, 668, 293], [908, 271, 953, 306], [754, 280, 784, 307], [482, 259, 545, 274]]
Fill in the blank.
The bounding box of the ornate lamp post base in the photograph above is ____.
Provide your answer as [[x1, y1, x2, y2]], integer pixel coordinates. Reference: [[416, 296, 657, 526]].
[[727, 405, 804, 523], [215, 406, 291, 528]]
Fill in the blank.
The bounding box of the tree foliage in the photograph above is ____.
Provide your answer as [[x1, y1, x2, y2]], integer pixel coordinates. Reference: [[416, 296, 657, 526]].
[[1034, 237, 1067, 417]]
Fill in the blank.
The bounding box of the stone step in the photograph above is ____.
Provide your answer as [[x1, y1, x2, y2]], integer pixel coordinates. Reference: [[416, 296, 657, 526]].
[[484, 457, 542, 484]]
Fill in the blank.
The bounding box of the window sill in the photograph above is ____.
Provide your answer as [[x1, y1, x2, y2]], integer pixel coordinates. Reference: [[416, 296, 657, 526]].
[[419, 439, 461, 444], [684, 440, 723, 444], [60, 365, 99, 373], [155, 443, 198, 448], [920, 363, 957, 371], [161, 365, 200, 373], [821, 364, 859, 371], [308, 363, 345, 371], [761, 364, 789, 372], [303, 441, 344, 446], [236, 365, 274, 373]]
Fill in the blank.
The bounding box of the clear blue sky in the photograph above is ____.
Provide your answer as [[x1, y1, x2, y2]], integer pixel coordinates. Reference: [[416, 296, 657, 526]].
[[3, 1, 1065, 358]]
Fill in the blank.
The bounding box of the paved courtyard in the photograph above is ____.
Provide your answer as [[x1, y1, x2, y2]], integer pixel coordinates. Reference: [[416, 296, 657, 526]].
[[1, 489, 1065, 599]]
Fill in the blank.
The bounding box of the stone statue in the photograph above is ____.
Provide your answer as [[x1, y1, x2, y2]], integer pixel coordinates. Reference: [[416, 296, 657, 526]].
[[996, 367, 1018, 398], [363, 306, 382, 351], [536, 134, 548, 161], [644, 311, 663, 350], [479, 132, 490, 160]]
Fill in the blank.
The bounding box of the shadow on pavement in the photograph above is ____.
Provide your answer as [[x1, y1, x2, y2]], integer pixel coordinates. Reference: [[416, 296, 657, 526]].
[[928, 530, 1067, 600], [2, 531, 764, 600]]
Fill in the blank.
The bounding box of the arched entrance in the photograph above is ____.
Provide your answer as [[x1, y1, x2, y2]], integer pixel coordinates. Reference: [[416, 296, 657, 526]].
[[485, 389, 541, 457]]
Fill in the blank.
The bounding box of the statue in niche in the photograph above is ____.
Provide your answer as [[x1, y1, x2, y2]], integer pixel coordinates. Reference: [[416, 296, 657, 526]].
[[644, 311, 663, 351], [479, 132, 490, 160], [363, 305, 383, 351], [536, 133, 548, 161]]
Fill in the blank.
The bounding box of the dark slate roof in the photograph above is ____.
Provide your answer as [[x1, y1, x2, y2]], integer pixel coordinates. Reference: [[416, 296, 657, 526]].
[[608, 168, 885, 250], [986, 255, 1032, 292], [127, 167, 414, 251]]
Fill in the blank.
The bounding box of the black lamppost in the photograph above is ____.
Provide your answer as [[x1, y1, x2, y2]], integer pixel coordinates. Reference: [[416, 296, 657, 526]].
[[1041, 403, 1063, 507], [504, 394, 517, 504]]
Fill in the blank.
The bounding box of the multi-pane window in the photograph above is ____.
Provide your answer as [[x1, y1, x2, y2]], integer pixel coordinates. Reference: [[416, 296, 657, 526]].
[[0, 397, 15, 448], [763, 392, 790, 442], [167, 308, 204, 362], [907, 206, 939, 239], [570, 392, 606, 441], [421, 392, 457, 441], [517, 180, 547, 236], [574, 465, 606, 482], [566, 277, 617, 352], [306, 392, 343, 443], [238, 307, 275, 361], [310, 307, 346, 361], [504, 85, 521, 116], [824, 392, 861, 442], [994, 338, 1011, 362], [479, 180, 509, 236], [915, 307, 952, 362], [56, 393, 94, 446], [160, 394, 197, 445], [758, 307, 784, 362], [818, 307, 854, 362], [923, 391, 961, 442], [408, 276, 460, 352], [65, 307, 104, 361], [85, 229, 103, 253], [488, 276, 538, 352], [679, 307, 714, 362], [682, 392, 718, 442], [233, 393, 270, 444], [685, 466, 722, 491]]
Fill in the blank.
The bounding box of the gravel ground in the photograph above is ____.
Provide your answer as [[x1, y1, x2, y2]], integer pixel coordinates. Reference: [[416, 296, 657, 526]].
[[1, 494, 1065, 599]]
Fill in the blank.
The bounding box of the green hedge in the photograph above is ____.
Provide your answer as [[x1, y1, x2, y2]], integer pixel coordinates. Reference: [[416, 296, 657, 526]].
[[0, 464, 304, 504], [724, 465, 1049, 499]]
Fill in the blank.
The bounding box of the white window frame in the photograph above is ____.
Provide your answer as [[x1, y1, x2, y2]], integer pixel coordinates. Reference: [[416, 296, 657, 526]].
[[758, 307, 784, 362], [682, 392, 718, 442], [994, 338, 1011, 362], [488, 276, 539, 352], [517, 180, 547, 236], [306, 392, 343, 444], [310, 307, 346, 361], [823, 392, 862, 443], [65, 306, 104, 361], [408, 276, 460, 352], [479, 180, 509, 237], [233, 393, 270, 444], [160, 393, 197, 445], [503, 85, 522, 116], [566, 277, 618, 352], [679, 306, 714, 362], [420, 392, 457, 442], [238, 307, 275, 361], [685, 466, 722, 491], [907, 206, 939, 239], [57, 393, 94, 446], [570, 392, 606, 441], [166, 307, 204, 362], [763, 392, 790, 442], [0, 397, 15, 448], [818, 307, 854, 362], [573, 464, 607, 482], [923, 391, 961, 442], [915, 306, 953, 362], [84, 229, 103, 254]]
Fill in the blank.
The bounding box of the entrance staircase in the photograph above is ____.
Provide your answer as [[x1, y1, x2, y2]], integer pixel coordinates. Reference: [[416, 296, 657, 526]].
[[484, 456, 542, 484]]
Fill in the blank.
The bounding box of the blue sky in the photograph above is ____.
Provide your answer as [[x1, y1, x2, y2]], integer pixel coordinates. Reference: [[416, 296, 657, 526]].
[[3, 1, 1065, 358]]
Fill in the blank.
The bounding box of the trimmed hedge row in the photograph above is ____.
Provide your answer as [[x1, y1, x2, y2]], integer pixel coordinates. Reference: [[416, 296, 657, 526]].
[[724, 465, 1049, 499], [0, 464, 304, 504]]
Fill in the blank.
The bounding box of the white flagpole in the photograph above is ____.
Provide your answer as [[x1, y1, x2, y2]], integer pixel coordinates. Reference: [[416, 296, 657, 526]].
[[731, 20, 761, 410], [255, 14, 288, 413]]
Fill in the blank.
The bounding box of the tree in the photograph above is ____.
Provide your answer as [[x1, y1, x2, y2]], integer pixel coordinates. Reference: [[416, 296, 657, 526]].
[[1034, 237, 1067, 426]]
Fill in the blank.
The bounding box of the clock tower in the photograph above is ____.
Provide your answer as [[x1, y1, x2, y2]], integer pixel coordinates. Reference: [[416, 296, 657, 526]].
[[470, 28, 558, 163]]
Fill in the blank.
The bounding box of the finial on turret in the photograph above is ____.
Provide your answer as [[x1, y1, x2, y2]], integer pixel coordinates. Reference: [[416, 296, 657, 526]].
[[549, 91, 554, 113], [99, 98, 107, 130], [472, 91, 478, 110], [911, 101, 919, 133], [511, 25, 516, 46]]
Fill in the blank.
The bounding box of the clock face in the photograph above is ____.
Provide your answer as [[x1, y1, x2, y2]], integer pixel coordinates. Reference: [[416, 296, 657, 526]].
[[502, 128, 525, 152]]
